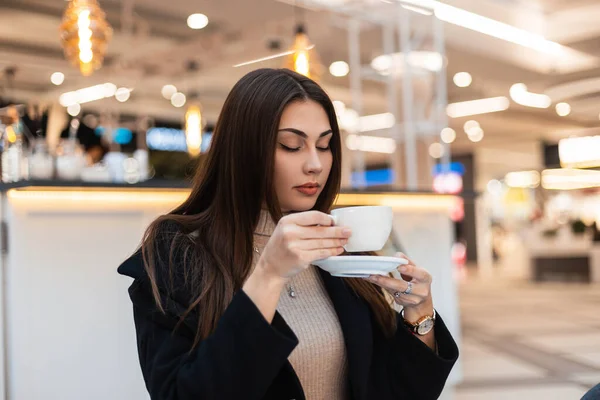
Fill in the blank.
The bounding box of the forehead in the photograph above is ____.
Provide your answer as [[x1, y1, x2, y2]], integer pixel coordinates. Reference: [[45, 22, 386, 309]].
[[278, 100, 331, 134]]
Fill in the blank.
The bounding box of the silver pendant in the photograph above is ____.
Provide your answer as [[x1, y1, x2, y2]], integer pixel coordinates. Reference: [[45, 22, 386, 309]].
[[287, 284, 296, 298]]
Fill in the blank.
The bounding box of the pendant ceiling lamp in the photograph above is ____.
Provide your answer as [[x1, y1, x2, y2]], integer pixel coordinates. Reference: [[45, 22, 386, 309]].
[[283, 3, 321, 80], [185, 104, 203, 157], [59, 0, 112, 76], [183, 61, 203, 157]]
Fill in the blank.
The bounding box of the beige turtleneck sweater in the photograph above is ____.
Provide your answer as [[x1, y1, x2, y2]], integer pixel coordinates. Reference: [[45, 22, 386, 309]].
[[253, 210, 349, 400]]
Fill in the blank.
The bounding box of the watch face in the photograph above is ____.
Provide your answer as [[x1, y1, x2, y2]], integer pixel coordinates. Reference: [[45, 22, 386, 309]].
[[417, 318, 434, 335]]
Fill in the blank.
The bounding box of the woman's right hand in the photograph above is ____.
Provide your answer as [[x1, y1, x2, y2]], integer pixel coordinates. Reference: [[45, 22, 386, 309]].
[[257, 210, 352, 281]]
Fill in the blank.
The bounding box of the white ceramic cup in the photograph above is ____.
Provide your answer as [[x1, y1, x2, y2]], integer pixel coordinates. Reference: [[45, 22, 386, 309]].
[[330, 205, 393, 252]]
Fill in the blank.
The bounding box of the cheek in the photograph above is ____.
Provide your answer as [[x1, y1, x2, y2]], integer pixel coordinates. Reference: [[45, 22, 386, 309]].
[[273, 152, 296, 188], [321, 152, 333, 176]]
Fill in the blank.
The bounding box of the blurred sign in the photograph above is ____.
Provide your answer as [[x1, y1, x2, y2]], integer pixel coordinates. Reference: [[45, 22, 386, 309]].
[[94, 126, 133, 145], [350, 168, 395, 187], [433, 172, 463, 194], [146, 127, 212, 153], [432, 162, 465, 176]]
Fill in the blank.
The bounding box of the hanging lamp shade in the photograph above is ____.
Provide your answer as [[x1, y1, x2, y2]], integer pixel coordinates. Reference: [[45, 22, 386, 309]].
[[185, 104, 203, 157], [59, 0, 112, 76], [284, 24, 322, 81]]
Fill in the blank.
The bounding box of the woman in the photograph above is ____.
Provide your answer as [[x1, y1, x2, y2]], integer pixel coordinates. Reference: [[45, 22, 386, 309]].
[[118, 68, 458, 400]]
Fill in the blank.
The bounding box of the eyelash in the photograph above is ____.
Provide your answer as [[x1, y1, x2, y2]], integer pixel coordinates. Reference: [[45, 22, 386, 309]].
[[279, 144, 330, 152]]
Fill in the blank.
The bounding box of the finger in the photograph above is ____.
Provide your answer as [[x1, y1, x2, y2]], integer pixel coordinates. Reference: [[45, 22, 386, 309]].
[[284, 211, 336, 227], [382, 284, 426, 299], [305, 247, 345, 261], [368, 275, 429, 298], [395, 252, 415, 265], [295, 238, 348, 250], [298, 225, 352, 239], [396, 263, 431, 283], [367, 275, 411, 293], [390, 293, 423, 307]]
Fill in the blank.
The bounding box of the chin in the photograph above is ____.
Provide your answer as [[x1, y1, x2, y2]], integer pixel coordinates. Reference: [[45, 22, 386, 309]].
[[281, 197, 319, 213]]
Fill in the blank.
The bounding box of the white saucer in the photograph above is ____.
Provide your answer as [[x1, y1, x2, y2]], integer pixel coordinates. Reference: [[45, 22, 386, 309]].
[[312, 255, 409, 278]]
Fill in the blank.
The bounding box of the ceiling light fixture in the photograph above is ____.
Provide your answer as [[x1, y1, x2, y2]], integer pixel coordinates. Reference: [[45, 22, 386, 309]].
[[284, 24, 321, 79], [505, 170, 540, 188], [440, 127, 456, 143], [233, 45, 315, 68], [346, 134, 397, 154], [161, 85, 177, 100], [59, 82, 117, 106], [187, 13, 209, 30], [555, 102, 571, 117], [467, 127, 484, 142], [453, 72, 472, 88], [171, 92, 187, 108], [51, 72, 65, 86], [510, 83, 552, 108], [338, 108, 360, 133], [67, 103, 81, 117], [332, 100, 346, 116], [463, 120, 480, 133], [558, 135, 600, 168], [115, 87, 131, 102], [329, 61, 349, 77], [542, 168, 600, 190], [358, 112, 395, 132], [399, 0, 563, 55], [59, 0, 112, 76], [371, 51, 443, 75], [446, 96, 509, 118], [185, 105, 203, 156], [429, 142, 445, 158], [401, 4, 433, 15]]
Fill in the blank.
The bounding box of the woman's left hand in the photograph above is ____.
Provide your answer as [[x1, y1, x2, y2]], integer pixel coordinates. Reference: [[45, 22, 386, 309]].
[[366, 252, 434, 317]]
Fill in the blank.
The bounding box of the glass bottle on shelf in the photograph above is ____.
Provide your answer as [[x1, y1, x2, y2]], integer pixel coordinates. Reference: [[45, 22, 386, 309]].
[[29, 137, 54, 180], [55, 119, 86, 181], [1, 123, 25, 183]]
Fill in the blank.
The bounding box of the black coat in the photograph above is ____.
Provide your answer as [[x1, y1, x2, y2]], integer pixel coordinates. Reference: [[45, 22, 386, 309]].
[[117, 241, 459, 400]]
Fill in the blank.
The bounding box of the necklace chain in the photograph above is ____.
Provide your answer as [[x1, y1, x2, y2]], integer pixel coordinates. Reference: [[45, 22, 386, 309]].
[[253, 246, 296, 298]]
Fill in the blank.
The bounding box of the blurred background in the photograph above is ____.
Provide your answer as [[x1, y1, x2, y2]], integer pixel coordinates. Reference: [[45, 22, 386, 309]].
[[1, 0, 600, 399]]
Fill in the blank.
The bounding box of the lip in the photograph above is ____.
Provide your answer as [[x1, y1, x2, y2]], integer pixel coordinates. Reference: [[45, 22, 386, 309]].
[[295, 182, 320, 189], [295, 186, 319, 196]]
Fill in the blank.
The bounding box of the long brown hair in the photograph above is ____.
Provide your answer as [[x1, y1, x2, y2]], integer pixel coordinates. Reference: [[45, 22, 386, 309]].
[[142, 68, 396, 348]]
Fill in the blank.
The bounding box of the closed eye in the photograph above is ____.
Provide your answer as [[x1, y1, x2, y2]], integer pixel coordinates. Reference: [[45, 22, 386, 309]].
[[279, 144, 300, 152]]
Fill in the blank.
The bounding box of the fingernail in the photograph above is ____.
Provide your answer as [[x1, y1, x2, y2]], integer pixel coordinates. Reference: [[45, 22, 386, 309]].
[[342, 228, 352, 236], [399, 266, 407, 272]]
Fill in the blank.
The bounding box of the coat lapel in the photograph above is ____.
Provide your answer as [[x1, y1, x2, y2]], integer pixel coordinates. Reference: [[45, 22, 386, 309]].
[[318, 269, 373, 400]]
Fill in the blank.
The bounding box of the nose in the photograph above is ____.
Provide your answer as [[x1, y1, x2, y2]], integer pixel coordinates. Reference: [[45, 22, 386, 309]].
[[303, 147, 323, 175]]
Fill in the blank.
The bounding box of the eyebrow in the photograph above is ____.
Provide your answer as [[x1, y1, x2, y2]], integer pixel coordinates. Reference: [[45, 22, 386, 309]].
[[278, 128, 333, 138]]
